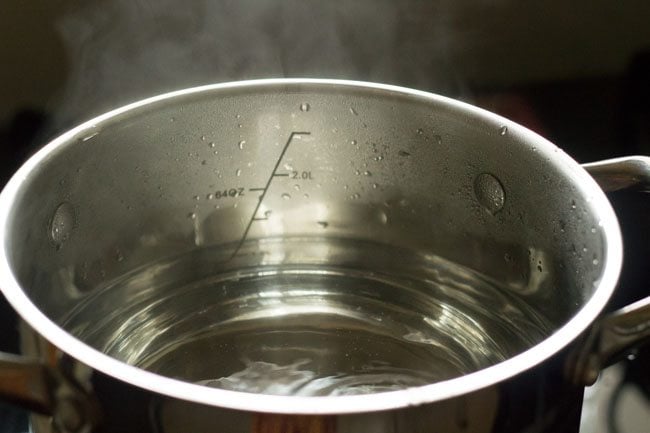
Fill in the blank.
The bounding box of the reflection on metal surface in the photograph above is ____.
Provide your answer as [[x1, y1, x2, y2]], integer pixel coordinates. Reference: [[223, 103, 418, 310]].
[[580, 363, 650, 433], [568, 297, 650, 386], [61, 238, 551, 396], [583, 156, 650, 192]]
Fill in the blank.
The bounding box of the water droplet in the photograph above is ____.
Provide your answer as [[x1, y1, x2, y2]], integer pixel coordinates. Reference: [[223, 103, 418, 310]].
[[201, 160, 207, 165], [433, 134, 442, 145], [417, 128, 424, 135], [474, 173, 505, 214], [570, 200, 577, 210], [499, 125, 508, 136], [238, 140, 246, 150], [504, 253, 513, 263], [303, 193, 310, 199], [293, 184, 301, 191], [170, 117, 176, 122], [351, 193, 361, 199], [375, 155, 384, 161], [592, 258, 599, 266], [188, 212, 196, 220], [208, 142, 216, 148], [590, 227, 596, 233], [237, 124, 243, 129], [300, 103, 310, 112], [350, 139, 357, 145], [317, 221, 329, 228], [236, 169, 242, 177], [364, 171, 372, 176], [354, 170, 360, 175], [81, 131, 99, 142], [282, 193, 291, 200], [264, 210, 272, 218], [236, 114, 241, 119], [372, 183, 378, 189], [200, 135, 206, 141], [49, 202, 75, 248], [207, 193, 214, 200], [116, 250, 124, 262], [537, 264, 543, 272], [193, 195, 200, 201], [398, 150, 410, 157]]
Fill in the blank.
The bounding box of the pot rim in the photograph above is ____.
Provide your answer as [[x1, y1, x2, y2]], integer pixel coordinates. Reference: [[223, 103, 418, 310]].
[[0, 78, 623, 414]]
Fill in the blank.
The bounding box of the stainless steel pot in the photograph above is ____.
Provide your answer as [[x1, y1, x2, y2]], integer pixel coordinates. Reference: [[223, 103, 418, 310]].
[[0, 79, 649, 433]]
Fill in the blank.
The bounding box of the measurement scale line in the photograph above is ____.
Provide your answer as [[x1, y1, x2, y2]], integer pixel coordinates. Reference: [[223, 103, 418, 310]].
[[248, 187, 265, 192], [272, 173, 290, 177], [230, 131, 311, 259]]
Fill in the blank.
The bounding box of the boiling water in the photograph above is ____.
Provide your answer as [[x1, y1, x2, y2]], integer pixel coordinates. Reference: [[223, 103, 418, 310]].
[[61, 237, 551, 396]]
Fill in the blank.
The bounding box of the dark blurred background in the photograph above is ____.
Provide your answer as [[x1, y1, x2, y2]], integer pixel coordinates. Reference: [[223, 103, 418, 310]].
[[1, 1, 649, 431]]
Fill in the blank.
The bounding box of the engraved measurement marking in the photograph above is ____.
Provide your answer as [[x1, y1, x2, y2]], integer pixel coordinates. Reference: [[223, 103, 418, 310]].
[[230, 131, 311, 259]]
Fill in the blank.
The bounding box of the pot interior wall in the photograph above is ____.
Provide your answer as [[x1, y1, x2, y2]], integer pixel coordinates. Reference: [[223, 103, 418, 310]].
[[3, 82, 608, 394]]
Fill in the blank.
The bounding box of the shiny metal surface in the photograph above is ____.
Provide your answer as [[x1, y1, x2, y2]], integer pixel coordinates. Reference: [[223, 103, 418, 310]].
[[0, 79, 636, 431], [583, 156, 650, 192], [565, 156, 650, 385], [0, 348, 98, 433], [18, 339, 585, 433], [0, 352, 52, 414], [568, 295, 650, 386]]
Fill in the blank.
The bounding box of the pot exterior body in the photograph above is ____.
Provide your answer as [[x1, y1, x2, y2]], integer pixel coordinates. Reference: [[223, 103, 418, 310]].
[[1, 80, 616, 433]]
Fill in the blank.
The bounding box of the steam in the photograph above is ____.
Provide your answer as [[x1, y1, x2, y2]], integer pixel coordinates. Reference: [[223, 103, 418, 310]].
[[51, 0, 459, 130]]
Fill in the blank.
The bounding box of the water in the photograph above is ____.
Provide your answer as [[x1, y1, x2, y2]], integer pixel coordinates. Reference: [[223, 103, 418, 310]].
[[61, 238, 551, 397]]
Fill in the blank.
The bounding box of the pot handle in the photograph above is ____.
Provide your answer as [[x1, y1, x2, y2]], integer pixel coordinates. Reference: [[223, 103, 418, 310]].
[[0, 350, 98, 432], [581, 156, 650, 192], [567, 155, 650, 385], [0, 352, 53, 413]]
